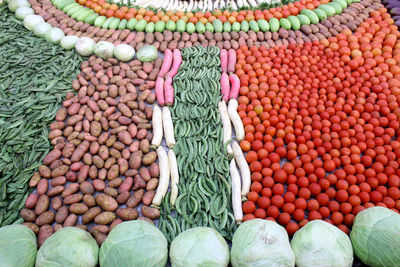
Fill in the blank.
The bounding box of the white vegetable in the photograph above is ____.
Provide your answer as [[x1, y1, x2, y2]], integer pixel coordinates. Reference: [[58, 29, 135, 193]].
[[230, 159, 243, 224], [15, 6, 33, 20], [45, 27, 65, 44], [75, 37, 95, 56], [33, 22, 52, 38], [228, 99, 245, 141], [114, 44, 135, 62], [8, 0, 29, 12], [152, 147, 170, 206], [151, 104, 163, 147], [94, 41, 114, 59], [23, 14, 44, 31], [162, 107, 176, 148], [232, 141, 251, 197], [218, 100, 232, 154], [60, 35, 79, 50], [168, 149, 179, 206]]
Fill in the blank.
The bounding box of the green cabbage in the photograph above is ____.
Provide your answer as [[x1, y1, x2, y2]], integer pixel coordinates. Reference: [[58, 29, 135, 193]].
[[60, 35, 79, 50], [231, 219, 295, 267], [170, 227, 230, 267], [350, 207, 400, 267], [8, 0, 30, 12], [75, 37, 95, 56], [33, 22, 52, 38], [0, 224, 37, 267], [114, 44, 135, 62], [136, 45, 158, 62], [45, 28, 65, 44], [36, 227, 98, 267], [94, 41, 114, 59], [23, 14, 44, 30], [100, 220, 168, 267], [291, 220, 353, 267], [15, 6, 34, 20]]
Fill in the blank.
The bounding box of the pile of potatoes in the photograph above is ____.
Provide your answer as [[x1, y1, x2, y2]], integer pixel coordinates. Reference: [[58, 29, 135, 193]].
[[21, 56, 162, 246]]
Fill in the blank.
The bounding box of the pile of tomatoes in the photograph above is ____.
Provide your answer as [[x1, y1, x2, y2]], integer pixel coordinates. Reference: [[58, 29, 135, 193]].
[[236, 7, 400, 235], [78, 0, 327, 23]]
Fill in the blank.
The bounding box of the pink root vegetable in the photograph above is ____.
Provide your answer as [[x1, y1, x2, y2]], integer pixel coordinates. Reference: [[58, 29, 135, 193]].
[[155, 77, 165, 106], [220, 49, 228, 73], [166, 49, 182, 79], [227, 49, 236, 74], [229, 74, 240, 100], [158, 49, 173, 78], [164, 77, 174, 106], [220, 73, 230, 102]]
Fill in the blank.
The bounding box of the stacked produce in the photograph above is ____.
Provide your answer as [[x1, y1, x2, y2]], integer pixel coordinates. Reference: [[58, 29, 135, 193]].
[[158, 45, 237, 242], [236, 5, 400, 236], [21, 55, 163, 246], [0, 6, 83, 226]]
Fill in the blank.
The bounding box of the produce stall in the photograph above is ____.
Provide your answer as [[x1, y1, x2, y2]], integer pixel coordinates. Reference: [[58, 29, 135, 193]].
[[1, 0, 400, 265]]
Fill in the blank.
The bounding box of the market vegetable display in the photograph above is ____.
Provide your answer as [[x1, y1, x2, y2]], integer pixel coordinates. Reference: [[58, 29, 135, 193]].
[[36, 227, 99, 267], [170, 227, 230, 267], [0, 225, 37, 267], [231, 219, 295, 267], [351, 207, 400, 267], [99, 220, 168, 267], [0, 6, 83, 227], [158, 45, 237, 243], [291, 220, 354, 266], [21, 56, 162, 245]]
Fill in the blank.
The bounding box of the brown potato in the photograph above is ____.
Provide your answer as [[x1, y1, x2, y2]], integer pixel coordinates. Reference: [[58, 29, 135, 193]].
[[25, 193, 39, 209], [126, 189, 144, 208], [83, 194, 96, 207], [94, 212, 116, 225], [116, 208, 139, 220], [142, 151, 156, 165], [63, 214, 77, 227], [51, 196, 63, 211], [69, 203, 89, 215], [36, 211, 55, 226], [20, 208, 36, 222], [82, 207, 101, 224], [35, 195, 50, 215], [141, 206, 160, 220], [55, 206, 69, 224], [142, 191, 155, 205], [38, 225, 54, 247], [96, 193, 118, 211], [22, 222, 39, 235], [63, 193, 83, 205]]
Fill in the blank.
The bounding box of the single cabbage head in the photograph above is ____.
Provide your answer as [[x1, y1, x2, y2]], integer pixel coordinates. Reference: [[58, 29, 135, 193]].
[[136, 45, 158, 62], [100, 220, 168, 267], [45, 27, 65, 44], [170, 227, 230, 267], [0, 224, 37, 267], [36, 227, 98, 267], [94, 41, 114, 59], [351, 206, 400, 267], [60, 35, 79, 50], [231, 219, 295, 267], [15, 6, 34, 20], [33, 22, 52, 38], [8, 0, 30, 12], [114, 44, 135, 62], [75, 37, 95, 56], [23, 14, 44, 30], [291, 220, 353, 267]]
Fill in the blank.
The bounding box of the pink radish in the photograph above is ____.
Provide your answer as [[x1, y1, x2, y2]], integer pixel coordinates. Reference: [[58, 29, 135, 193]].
[[155, 77, 165, 106], [227, 49, 236, 74], [164, 77, 174, 106], [220, 73, 230, 102], [220, 49, 228, 73], [166, 49, 182, 79], [229, 74, 240, 100], [158, 49, 173, 78]]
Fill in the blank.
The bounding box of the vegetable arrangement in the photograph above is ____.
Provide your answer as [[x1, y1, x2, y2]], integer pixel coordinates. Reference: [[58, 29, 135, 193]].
[[158, 45, 237, 243], [21, 56, 162, 246], [0, 6, 83, 227], [236, 3, 400, 237]]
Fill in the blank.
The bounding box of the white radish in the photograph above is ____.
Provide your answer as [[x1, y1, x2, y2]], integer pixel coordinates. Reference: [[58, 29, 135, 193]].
[[188, 0, 194, 11], [168, 150, 180, 206], [248, 0, 258, 7], [230, 159, 243, 224], [152, 147, 170, 206], [228, 99, 244, 141], [232, 141, 251, 197], [230, 0, 238, 9], [151, 104, 163, 147], [162, 107, 176, 148], [218, 100, 232, 154]]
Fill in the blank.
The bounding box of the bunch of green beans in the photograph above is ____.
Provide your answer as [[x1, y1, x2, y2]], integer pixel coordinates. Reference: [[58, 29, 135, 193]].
[[0, 6, 83, 226], [158, 45, 236, 243]]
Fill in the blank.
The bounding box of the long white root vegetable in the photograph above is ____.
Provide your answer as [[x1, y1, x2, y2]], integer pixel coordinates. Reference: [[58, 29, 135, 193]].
[[232, 141, 251, 197], [162, 106, 176, 148], [152, 146, 170, 206], [151, 104, 163, 147], [218, 100, 232, 154], [168, 149, 179, 206], [228, 99, 245, 141], [230, 159, 243, 224]]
